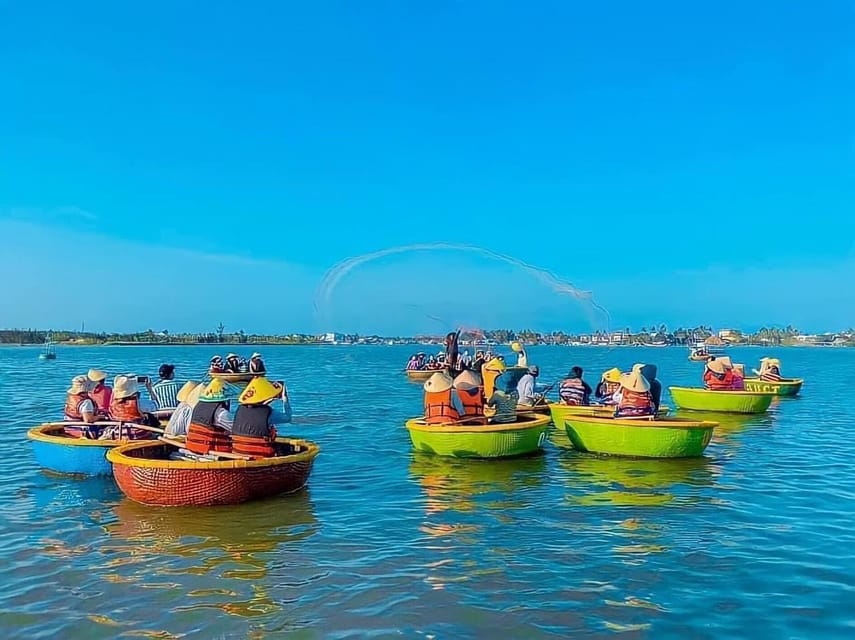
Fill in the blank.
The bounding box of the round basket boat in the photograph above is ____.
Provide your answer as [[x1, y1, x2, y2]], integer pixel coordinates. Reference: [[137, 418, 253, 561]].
[[742, 378, 803, 397], [548, 402, 670, 425], [563, 415, 716, 458], [27, 422, 151, 476], [405, 369, 435, 381], [669, 387, 773, 414], [404, 413, 551, 459], [208, 371, 258, 383], [106, 438, 320, 506]]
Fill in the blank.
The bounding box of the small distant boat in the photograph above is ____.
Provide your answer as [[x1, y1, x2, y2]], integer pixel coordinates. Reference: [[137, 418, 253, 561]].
[[208, 371, 256, 383], [743, 378, 803, 397], [38, 336, 56, 360], [106, 437, 319, 506], [688, 349, 712, 362], [404, 413, 551, 459], [562, 415, 716, 458], [669, 387, 773, 414], [405, 369, 435, 381]]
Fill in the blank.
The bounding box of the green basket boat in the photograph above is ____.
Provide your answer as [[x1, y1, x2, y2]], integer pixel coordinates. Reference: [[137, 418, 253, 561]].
[[404, 413, 551, 459], [742, 378, 803, 397], [669, 387, 773, 414], [563, 415, 716, 458], [548, 402, 670, 425]]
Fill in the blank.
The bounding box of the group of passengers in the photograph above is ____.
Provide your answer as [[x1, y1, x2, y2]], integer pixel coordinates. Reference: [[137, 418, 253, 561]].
[[210, 352, 266, 375], [557, 364, 663, 418]]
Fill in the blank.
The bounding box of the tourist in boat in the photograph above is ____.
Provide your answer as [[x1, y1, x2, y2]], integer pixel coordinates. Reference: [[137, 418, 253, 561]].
[[87, 369, 112, 416], [231, 377, 292, 457], [249, 352, 266, 375], [406, 355, 420, 370], [756, 358, 783, 382], [594, 368, 622, 404], [471, 350, 486, 376], [559, 366, 592, 406], [486, 365, 519, 424], [517, 366, 540, 406], [63, 376, 99, 437], [453, 370, 486, 423], [186, 378, 234, 455], [224, 353, 242, 373], [210, 355, 225, 373], [152, 363, 182, 410], [703, 359, 734, 391], [511, 341, 528, 368], [423, 371, 462, 424], [639, 364, 663, 411], [614, 365, 656, 418], [109, 375, 162, 431], [165, 381, 204, 438]]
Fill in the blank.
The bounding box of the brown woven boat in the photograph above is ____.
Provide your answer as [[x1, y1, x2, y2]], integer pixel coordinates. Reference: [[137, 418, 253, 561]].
[[106, 438, 319, 506]]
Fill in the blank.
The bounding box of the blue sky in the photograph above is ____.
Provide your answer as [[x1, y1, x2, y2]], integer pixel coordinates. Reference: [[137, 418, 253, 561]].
[[1, 1, 853, 334]]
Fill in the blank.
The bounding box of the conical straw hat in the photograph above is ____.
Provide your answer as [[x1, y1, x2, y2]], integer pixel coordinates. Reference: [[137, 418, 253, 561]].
[[717, 356, 734, 369], [186, 383, 206, 408], [239, 377, 282, 405], [706, 359, 726, 374], [67, 375, 91, 394], [424, 371, 453, 393], [176, 380, 200, 404], [619, 367, 650, 393], [601, 367, 622, 383], [87, 369, 107, 383], [198, 378, 228, 403], [453, 370, 482, 390], [113, 375, 139, 400]]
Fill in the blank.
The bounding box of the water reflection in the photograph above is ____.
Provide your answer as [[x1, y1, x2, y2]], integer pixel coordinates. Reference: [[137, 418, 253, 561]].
[[673, 411, 776, 450]]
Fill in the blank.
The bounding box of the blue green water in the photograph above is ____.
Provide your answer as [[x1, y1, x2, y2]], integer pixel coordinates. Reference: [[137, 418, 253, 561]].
[[1, 345, 854, 638]]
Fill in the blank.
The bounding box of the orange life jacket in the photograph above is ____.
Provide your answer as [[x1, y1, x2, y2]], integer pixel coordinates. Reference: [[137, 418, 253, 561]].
[[424, 389, 460, 424], [704, 369, 734, 391], [64, 393, 93, 421], [616, 389, 655, 417], [456, 387, 485, 422], [186, 402, 232, 454], [89, 385, 112, 414], [232, 430, 277, 457], [231, 404, 276, 457], [110, 397, 143, 422]]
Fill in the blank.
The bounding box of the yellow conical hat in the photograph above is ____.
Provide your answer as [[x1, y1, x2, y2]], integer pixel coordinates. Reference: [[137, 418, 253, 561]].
[[601, 367, 621, 383], [198, 378, 228, 403], [239, 377, 282, 405], [424, 371, 453, 393], [453, 370, 482, 390], [186, 383, 206, 408], [176, 380, 200, 404]]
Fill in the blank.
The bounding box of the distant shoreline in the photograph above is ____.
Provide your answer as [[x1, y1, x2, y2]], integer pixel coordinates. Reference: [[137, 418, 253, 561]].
[[5, 341, 849, 348]]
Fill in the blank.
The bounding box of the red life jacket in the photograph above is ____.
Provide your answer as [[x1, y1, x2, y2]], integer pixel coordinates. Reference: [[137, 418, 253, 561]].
[[110, 397, 143, 422], [761, 367, 782, 382], [424, 389, 460, 424], [64, 393, 93, 421], [456, 387, 485, 422], [616, 389, 655, 417], [231, 404, 276, 457], [560, 378, 587, 405], [186, 402, 232, 454], [89, 385, 112, 414], [704, 370, 734, 391]]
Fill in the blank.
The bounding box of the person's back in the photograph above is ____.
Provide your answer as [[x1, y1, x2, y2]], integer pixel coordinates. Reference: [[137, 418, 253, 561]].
[[639, 364, 661, 411], [517, 368, 539, 405], [152, 364, 182, 410], [423, 372, 460, 424], [488, 386, 519, 424], [186, 380, 233, 454], [761, 365, 782, 382], [614, 366, 655, 418], [559, 378, 587, 406]]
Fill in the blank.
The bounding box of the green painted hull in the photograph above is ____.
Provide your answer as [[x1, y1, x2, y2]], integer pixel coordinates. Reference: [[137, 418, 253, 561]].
[[563, 416, 715, 458], [669, 387, 773, 414], [405, 415, 551, 459], [742, 378, 803, 397]]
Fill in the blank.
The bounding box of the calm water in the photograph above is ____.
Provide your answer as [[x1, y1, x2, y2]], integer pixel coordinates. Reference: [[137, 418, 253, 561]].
[[1, 345, 854, 638]]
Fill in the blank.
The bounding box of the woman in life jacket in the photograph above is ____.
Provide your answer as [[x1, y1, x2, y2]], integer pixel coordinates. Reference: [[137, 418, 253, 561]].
[[108, 375, 161, 437], [186, 378, 234, 455], [232, 377, 293, 457], [614, 364, 656, 418], [63, 375, 100, 438], [703, 359, 734, 391], [594, 368, 622, 404], [423, 371, 463, 424], [87, 369, 112, 416], [453, 370, 486, 424], [559, 366, 592, 406], [249, 352, 267, 375], [485, 362, 519, 424]]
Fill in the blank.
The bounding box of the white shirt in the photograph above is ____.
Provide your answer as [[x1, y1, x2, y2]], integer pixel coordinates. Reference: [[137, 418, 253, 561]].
[[517, 351, 528, 368], [165, 403, 192, 437], [517, 373, 537, 404]]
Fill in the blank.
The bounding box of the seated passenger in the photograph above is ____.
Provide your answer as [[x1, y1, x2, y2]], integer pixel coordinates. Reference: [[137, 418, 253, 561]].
[[165, 381, 204, 438], [406, 355, 420, 370], [423, 371, 462, 424], [210, 355, 225, 373], [224, 353, 241, 373], [486, 369, 519, 424], [594, 368, 622, 404], [108, 375, 161, 437], [760, 358, 783, 382], [232, 377, 291, 457], [63, 375, 100, 438], [151, 363, 182, 410], [249, 352, 266, 375], [703, 359, 734, 391], [186, 379, 233, 455], [731, 364, 746, 390], [517, 366, 540, 406], [614, 365, 656, 418], [559, 366, 592, 406], [87, 369, 112, 416], [639, 364, 662, 411], [453, 370, 485, 423]]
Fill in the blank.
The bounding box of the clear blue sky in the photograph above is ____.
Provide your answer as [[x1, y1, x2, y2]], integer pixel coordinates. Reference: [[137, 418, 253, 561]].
[[1, 1, 853, 334]]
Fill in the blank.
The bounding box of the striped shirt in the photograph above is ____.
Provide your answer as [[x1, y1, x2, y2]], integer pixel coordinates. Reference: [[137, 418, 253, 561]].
[[152, 379, 182, 410]]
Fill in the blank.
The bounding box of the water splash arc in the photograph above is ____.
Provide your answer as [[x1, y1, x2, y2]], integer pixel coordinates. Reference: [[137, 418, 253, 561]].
[[313, 243, 611, 331]]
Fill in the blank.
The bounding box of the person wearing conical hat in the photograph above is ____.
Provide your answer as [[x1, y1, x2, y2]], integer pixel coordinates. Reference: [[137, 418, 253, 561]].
[[703, 358, 734, 391], [453, 370, 486, 423], [759, 358, 783, 382], [510, 341, 527, 368], [485, 363, 519, 424], [614, 364, 656, 418], [87, 369, 112, 415], [224, 353, 241, 374], [482, 356, 507, 399], [165, 381, 204, 438], [249, 352, 267, 376], [232, 377, 291, 457], [423, 371, 462, 424], [186, 378, 234, 455], [560, 366, 592, 406], [595, 368, 622, 404], [107, 375, 161, 437], [63, 376, 99, 438]]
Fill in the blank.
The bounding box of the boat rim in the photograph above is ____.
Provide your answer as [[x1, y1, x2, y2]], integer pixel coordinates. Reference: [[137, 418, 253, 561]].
[[27, 422, 137, 447], [668, 386, 775, 396], [563, 416, 717, 430], [405, 413, 551, 434], [106, 437, 320, 470], [741, 377, 804, 385]]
